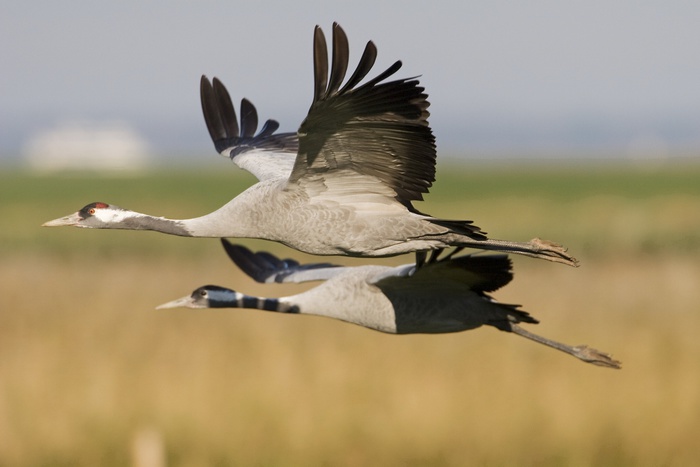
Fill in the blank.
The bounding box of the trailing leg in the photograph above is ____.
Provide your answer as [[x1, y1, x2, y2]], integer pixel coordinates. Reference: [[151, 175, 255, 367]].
[[509, 323, 621, 369]]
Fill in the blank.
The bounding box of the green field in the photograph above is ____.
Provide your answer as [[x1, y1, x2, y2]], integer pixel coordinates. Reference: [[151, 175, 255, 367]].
[[2, 162, 700, 465]]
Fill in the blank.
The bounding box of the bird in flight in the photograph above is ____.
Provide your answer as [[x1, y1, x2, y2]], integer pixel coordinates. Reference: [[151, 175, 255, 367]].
[[158, 240, 619, 368], [44, 23, 576, 266]]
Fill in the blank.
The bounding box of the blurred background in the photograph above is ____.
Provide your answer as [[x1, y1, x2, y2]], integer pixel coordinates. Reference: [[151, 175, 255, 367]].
[[3, 0, 700, 166], [2, 1, 700, 465]]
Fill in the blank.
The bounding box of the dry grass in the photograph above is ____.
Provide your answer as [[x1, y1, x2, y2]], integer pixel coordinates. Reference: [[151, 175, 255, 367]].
[[3, 255, 700, 466], [2, 166, 700, 465]]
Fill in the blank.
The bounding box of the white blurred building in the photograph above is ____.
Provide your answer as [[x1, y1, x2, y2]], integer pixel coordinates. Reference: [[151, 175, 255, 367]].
[[23, 120, 151, 171]]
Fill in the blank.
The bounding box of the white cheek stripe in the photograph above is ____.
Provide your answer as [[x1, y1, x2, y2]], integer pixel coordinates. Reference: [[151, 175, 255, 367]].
[[94, 209, 137, 223]]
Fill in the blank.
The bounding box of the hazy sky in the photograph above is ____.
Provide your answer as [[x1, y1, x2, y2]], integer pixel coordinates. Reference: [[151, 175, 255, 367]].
[[3, 0, 700, 160]]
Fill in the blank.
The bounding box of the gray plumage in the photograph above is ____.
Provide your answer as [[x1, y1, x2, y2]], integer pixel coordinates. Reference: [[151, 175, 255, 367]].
[[43, 23, 576, 266], [157, 240, 620, 369]]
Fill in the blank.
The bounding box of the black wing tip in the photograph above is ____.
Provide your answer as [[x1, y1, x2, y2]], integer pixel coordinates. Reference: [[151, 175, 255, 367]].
[[220, 240, 344, 284], [316, 22, 343, 31], [220, 238, 248, 261], [258, 119, 281, 138], [220, 240, 278, 283], [202, 77, 289, 155], [432, 252, 514, 294], [220, 240, 304, 284], [311, 22, 394, 106], [239, 98, 259, 138]]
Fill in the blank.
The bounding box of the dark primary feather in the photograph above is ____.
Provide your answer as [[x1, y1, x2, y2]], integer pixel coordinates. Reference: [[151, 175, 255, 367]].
[[377, 251, 515, 295], [214, 77, 240, 140], [327, 23, 349, 96], [201, 75, 237, 146], [257, 119, 281, 139], [220, 239, 340, 284], [200, 76, 298, 157], [340, 41, 377, 94], [239, 98, 258, 138], [312, 26, 329, 106], [440, 254, 514, 293], [288, 23, 437, 206]]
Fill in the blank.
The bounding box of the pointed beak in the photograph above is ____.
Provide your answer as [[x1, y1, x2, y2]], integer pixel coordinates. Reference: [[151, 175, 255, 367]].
[[42, 212, 82, 227], [156, 295, 197, 310]]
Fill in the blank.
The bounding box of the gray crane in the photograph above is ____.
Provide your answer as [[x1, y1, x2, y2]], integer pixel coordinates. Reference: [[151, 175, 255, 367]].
[[157, 240, 620, 369], [43, 23, 576, 266]]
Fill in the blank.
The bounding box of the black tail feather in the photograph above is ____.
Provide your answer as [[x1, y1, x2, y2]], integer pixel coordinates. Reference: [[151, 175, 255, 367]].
[[429, 218, 488, 240], [490, 303, 539, 331]]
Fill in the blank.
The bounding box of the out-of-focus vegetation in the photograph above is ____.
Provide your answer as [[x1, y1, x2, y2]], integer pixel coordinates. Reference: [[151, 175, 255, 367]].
[[4, 162, 700, 258], [1, 162, 699, 465]]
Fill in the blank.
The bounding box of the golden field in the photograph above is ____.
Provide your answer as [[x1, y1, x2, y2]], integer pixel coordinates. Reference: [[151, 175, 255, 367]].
[[1, 163, 699, 466]]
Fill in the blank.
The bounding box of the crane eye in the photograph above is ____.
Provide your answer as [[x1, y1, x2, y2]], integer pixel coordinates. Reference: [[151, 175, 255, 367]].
[[198, 290, 207, 297], [88, 208, 96, 215]]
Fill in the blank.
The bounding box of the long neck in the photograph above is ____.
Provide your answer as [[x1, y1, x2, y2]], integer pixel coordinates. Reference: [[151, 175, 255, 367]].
[[111, 185, 267, 237], [174, 181, 279, 237], [116, 212, 192, 236], [113, 206, 253, 237], [209, 289, 299, 314]]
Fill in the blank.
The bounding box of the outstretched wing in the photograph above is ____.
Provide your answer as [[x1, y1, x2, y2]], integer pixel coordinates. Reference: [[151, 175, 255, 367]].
[[286, 23, 437, 208], [438, 254, 513, 293], [200, 76, 298, 181], [220, 239, 347, 284], [424, 253, 515, 293], [371, 252, 514, 294]]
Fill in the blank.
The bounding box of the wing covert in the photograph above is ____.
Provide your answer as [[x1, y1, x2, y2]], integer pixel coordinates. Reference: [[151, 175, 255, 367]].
[[288, 23, 437, 206]]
